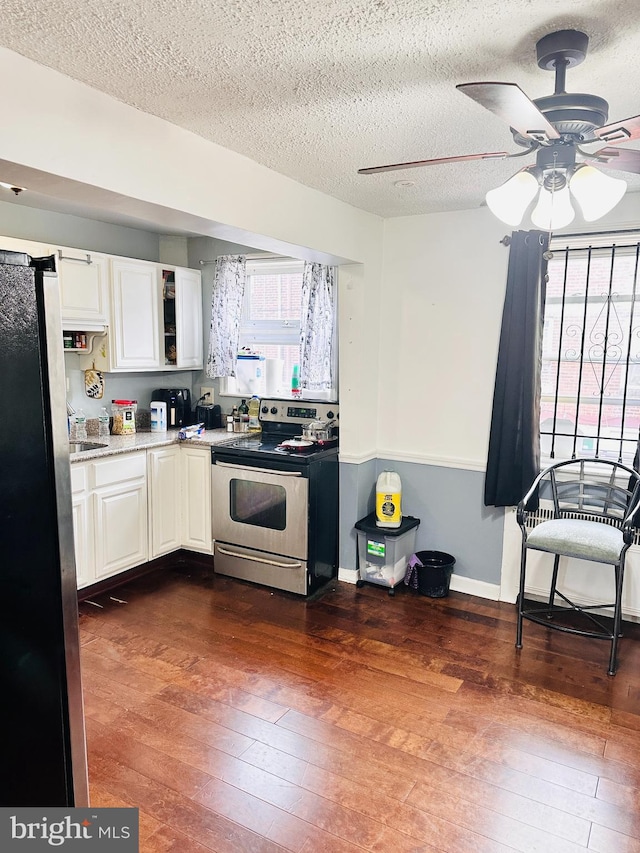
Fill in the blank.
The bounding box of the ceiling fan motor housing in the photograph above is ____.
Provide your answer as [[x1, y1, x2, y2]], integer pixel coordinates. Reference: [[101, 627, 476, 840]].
[[533, 93, 609, 139], [531, 30, 609, 141]]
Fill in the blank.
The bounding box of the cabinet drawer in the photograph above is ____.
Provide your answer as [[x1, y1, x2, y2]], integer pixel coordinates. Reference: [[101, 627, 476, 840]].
[[92, 451, 146, 488], [70, 463, 88, 494]]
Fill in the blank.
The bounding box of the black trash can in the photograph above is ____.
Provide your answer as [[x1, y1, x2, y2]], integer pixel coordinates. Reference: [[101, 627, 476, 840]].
[[414, 551, 456, 598]]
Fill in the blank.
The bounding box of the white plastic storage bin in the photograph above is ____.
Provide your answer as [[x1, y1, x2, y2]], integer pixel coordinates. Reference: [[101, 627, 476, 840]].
[[355, 512, 420, 596]]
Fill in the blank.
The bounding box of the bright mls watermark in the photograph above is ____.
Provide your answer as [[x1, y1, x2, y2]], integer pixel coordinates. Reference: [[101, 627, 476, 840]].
[[1, 808, 138, 850]]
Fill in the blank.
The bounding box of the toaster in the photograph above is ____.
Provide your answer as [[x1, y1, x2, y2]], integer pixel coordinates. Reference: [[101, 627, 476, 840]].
[[195, 403, 222, 430]]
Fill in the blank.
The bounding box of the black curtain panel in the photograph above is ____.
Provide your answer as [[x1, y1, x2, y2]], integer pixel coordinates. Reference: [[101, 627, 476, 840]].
[[484, 230, 549, 507]]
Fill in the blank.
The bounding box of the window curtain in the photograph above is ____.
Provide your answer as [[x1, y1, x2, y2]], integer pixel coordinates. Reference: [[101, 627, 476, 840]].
[[206, 255, 246, 378], [484, 231, 549, 507], [300, 262, 335, 391]]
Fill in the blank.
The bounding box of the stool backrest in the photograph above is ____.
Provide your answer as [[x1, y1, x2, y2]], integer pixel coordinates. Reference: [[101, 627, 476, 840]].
[[543, 459, 640, 527]]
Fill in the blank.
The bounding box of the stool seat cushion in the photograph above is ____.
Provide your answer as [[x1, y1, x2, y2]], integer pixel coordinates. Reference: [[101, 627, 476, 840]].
[[526, 519, 624, 563]]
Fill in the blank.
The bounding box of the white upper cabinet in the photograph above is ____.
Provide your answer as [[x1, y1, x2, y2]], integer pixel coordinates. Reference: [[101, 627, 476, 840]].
[[58, 249, 109, 326], [110, 258, 161, 370], [97, 258, 203, 372], [0, 236, 52, 257], [162, 266, 204, 370]]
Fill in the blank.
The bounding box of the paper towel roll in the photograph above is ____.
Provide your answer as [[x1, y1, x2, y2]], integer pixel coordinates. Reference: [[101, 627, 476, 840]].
[[265, 358, 284, 394]]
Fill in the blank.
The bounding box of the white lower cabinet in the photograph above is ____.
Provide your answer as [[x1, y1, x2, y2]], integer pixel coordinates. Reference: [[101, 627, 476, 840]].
[[73, 451, 148, 589], [70, 463, 93, 589], [180, 445, 213, 554], [73, 443, 214, 591], [148, 445, 182, 558]]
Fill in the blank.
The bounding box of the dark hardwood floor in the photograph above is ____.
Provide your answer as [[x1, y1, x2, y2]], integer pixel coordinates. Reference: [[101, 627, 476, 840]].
[[78, 562, 640, 852]]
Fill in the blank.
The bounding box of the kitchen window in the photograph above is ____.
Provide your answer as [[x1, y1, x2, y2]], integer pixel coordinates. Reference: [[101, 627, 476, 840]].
[[239, 257, 304, 387], [221, 257, 303, 396], [223, 256, 338, 399], [540, 232, 640, 465]]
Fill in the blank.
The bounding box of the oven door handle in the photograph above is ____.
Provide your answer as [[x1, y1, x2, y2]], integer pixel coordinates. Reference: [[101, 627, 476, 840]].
[[217, 545, 303, 569], [214, 460, 303, 477]]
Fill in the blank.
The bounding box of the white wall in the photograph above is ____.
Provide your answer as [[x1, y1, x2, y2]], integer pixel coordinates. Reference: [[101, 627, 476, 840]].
[[0, 47, 384, 459], [379, 206, 508, 470]]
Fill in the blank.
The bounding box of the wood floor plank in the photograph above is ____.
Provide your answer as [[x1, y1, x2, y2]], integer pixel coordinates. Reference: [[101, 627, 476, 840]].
[[79, 564, 640, 852]]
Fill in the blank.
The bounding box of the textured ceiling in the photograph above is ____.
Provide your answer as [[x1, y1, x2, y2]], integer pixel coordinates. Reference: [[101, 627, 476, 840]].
[[0, 0, 639, 220]]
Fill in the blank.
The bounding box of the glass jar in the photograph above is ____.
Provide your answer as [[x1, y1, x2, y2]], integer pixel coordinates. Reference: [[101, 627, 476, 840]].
[[111, 399, 137, 435]]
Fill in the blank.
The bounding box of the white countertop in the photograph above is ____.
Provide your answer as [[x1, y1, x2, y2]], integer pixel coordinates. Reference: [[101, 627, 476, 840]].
[[69, 428, 236, 462]]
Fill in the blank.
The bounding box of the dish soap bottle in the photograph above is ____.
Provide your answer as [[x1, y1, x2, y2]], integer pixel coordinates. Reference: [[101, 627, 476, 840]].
[[75, 409, 87, 441], [248, 395, 261, 432], [291, 364, 301, 398], [98, 406, 110, 437]]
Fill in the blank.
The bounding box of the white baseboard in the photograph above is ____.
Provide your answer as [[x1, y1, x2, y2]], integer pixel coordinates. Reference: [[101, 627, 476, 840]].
[[449, 575, 501, 601], [338, 566, 501, 602], [338, 567, 359, 584]]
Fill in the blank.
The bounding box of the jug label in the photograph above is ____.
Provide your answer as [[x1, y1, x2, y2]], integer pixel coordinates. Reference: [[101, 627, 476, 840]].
[[376, 492, 400, 522]]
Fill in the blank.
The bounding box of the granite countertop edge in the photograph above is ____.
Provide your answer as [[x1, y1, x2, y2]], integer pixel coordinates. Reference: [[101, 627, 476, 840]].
[[69, 429, 236, 462]]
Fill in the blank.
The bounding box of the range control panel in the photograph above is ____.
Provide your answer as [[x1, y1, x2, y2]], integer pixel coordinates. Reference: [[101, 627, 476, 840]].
[[259, 398, 339, 426]]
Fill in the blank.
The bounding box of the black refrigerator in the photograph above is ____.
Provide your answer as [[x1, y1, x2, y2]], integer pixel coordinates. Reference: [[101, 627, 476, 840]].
[[0, 250, 89, 806]]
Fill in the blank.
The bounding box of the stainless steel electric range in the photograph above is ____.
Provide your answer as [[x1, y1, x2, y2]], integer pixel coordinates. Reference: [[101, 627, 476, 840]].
[[211, 398, 339, 595]]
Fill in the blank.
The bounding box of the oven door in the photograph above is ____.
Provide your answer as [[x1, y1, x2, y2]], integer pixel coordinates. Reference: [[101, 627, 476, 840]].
[[211, 458, 308, 558]]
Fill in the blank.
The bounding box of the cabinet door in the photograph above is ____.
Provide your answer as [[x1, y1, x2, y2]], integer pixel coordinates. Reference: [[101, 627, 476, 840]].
[[93, 481, 148, 579], [110, 258, 161, 369], [70, 463, 93, 589], [92, 451, 148, 578], [58, 250, 109, 324], [148, 445, 182, 558], [181, 446, 212, 554], [0, 236, 53, 257], [175, 268, 203, 369]]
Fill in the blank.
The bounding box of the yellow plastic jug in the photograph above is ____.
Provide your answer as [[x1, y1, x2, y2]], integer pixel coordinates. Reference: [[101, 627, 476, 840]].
[[376, 471, 402, 528]]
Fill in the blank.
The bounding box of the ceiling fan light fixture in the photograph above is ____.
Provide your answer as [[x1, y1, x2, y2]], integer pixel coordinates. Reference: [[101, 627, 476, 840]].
[[485, 169, 539, 226], [531, 184, 575, 230], [569, 165, 627, 222]]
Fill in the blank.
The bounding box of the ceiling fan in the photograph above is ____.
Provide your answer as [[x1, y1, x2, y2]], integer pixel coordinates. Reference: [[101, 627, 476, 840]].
[[358, 30, 640, 229]]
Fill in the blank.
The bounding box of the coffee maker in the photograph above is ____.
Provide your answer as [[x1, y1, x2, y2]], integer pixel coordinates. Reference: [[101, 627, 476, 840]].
[[151, 388, 192, 428]]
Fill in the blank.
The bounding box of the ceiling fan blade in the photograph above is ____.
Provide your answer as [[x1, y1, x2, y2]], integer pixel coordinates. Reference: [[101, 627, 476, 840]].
[[358, 151, 508, 175], [588, 146, 640, 175], [593, 114, 640, 144], [456, 82, 560, 142]]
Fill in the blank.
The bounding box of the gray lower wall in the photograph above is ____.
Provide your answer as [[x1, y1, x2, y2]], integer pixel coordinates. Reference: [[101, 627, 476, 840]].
[[339, 459, 378, 571], [340, 458, 505, 586]]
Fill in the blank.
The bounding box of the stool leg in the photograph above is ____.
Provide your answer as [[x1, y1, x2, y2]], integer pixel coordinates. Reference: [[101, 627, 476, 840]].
[[516, 541, 527, 649], [609, 558, 626, 676], [548, 554, 561, 618]]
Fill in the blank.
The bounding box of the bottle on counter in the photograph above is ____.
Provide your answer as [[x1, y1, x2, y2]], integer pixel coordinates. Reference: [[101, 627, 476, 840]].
[[232, 405, 240, 432], [98, 406, 110, 437], [74, 409, 87, 441], [291, 364, 301, 398], [248, 395, 261, 432], [226, 413, 234, 433], [238, 398, 249, 431]]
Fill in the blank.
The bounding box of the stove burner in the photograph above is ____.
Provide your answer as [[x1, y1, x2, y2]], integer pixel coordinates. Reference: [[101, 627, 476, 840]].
[[232, 437, 263, 449]]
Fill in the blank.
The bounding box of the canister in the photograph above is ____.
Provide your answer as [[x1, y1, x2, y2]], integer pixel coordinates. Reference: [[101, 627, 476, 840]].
[[111, 399, 137, 435]]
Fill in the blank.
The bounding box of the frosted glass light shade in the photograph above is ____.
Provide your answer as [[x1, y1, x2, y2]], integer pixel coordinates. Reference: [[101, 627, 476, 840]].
[[570, 165, 627, 222], [485, 170, 539, 226], [531, 185, 575, 230]]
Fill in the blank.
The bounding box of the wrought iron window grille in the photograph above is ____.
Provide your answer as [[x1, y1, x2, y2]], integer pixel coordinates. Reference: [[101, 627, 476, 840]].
[[541, 236, 640, 465]]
